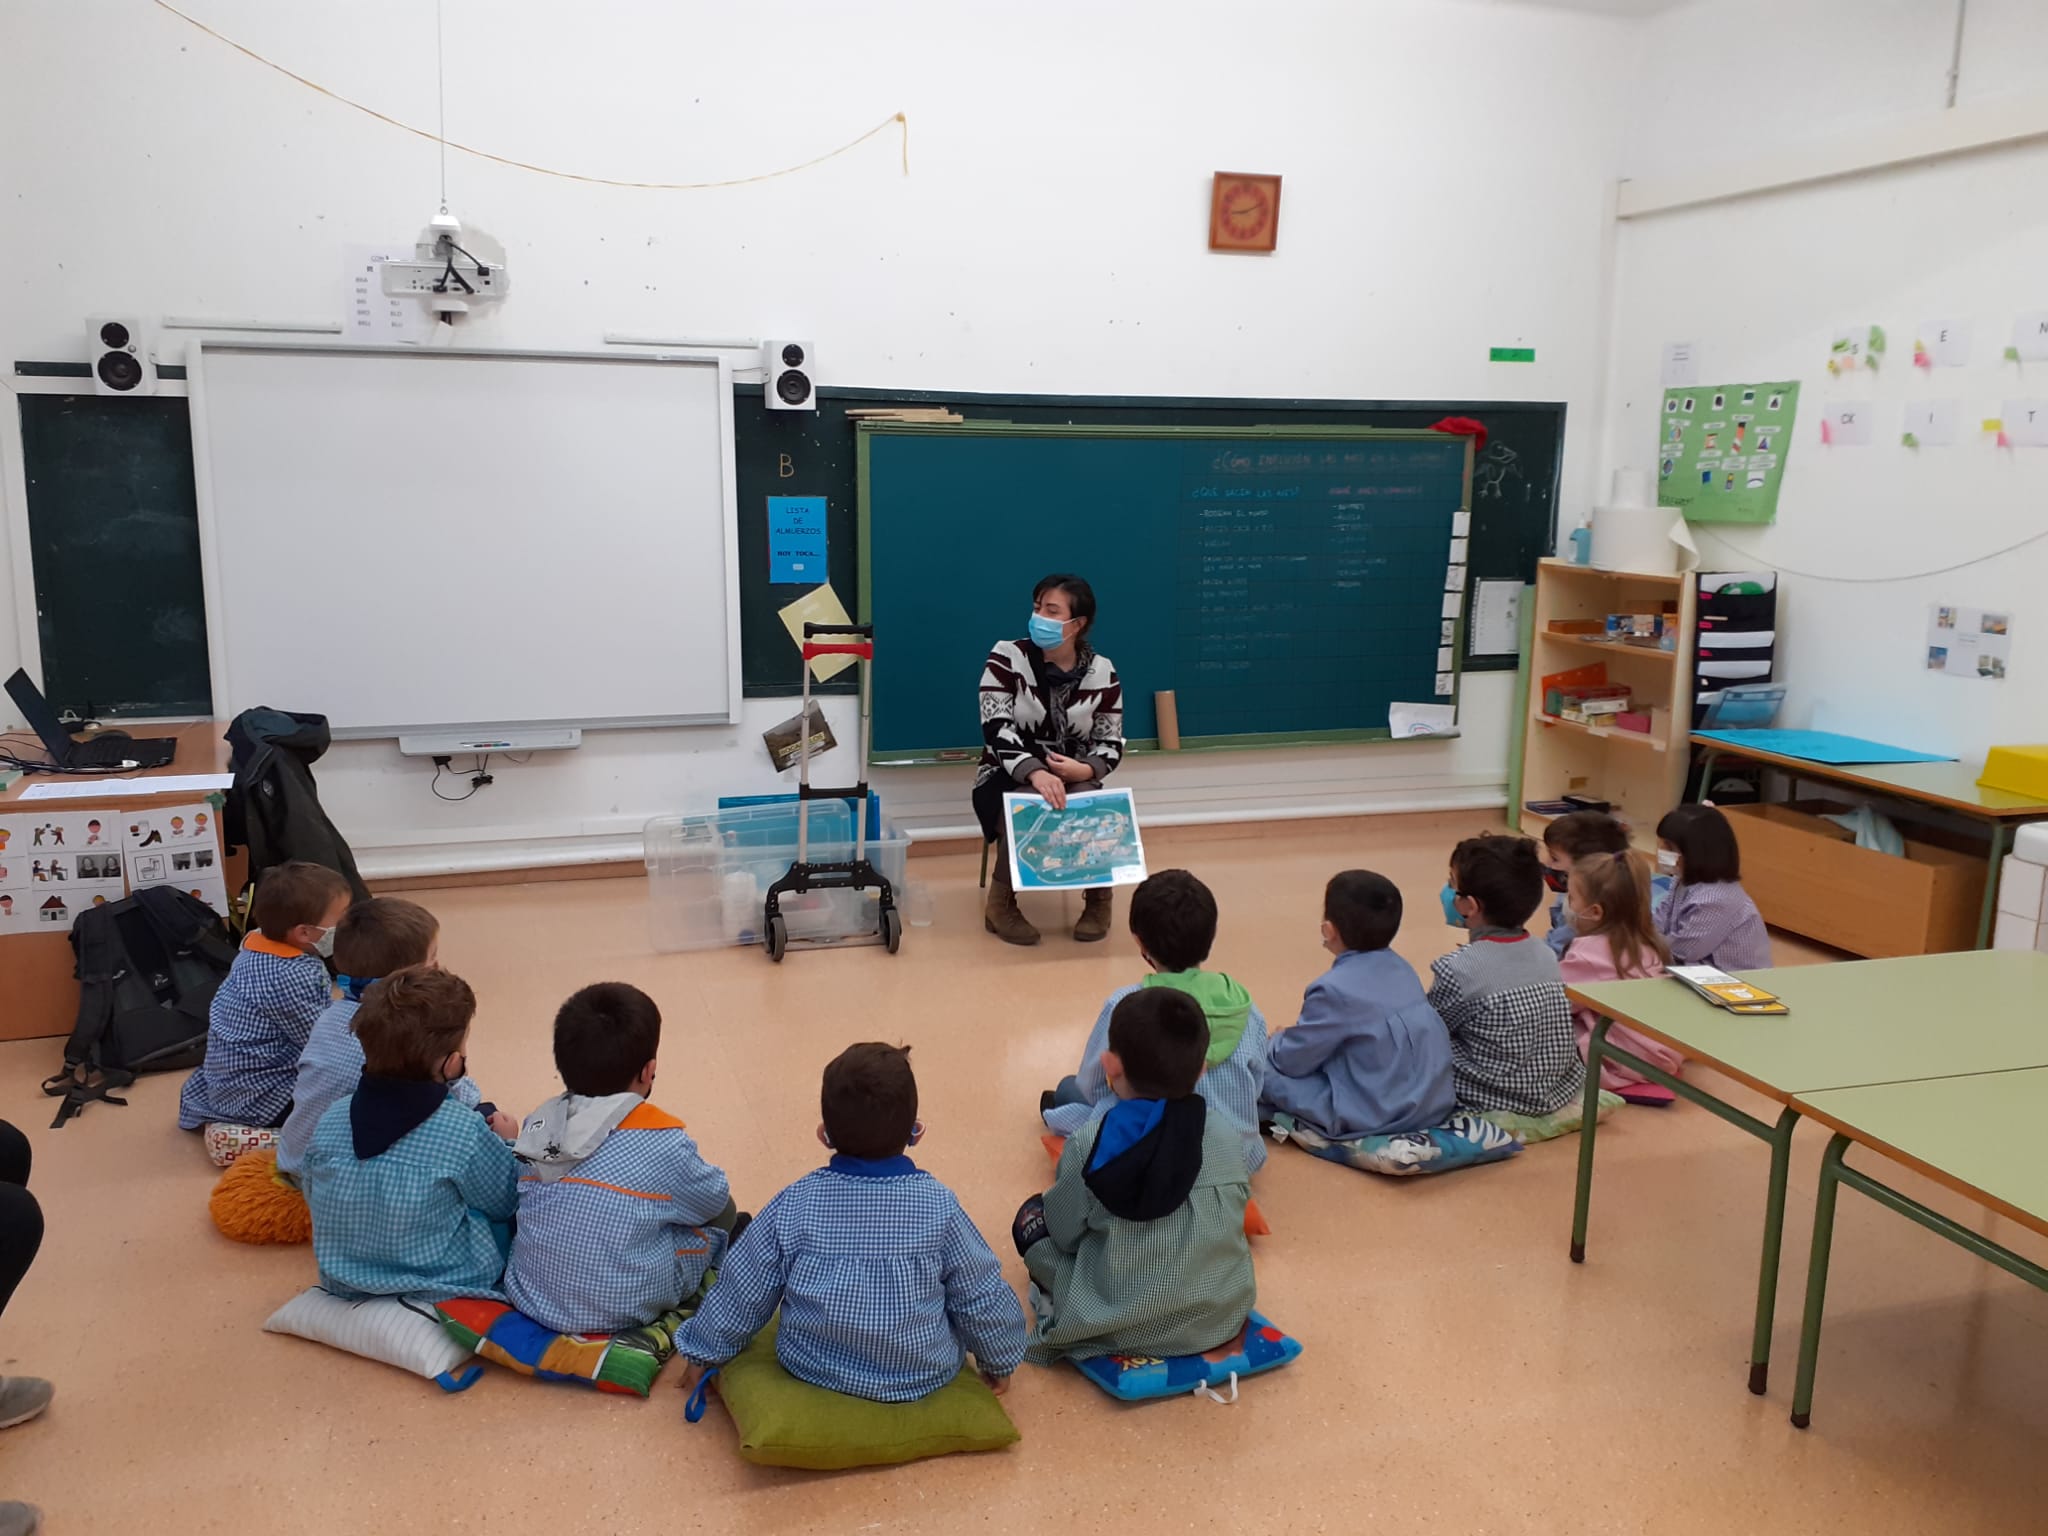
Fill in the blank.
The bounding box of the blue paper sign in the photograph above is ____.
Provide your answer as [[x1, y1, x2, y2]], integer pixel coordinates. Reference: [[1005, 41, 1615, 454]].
[[768, 496, 828, 584]]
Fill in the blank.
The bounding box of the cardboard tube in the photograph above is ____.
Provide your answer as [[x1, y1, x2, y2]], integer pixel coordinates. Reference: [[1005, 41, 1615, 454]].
[[1155, 690, 1181, 751]]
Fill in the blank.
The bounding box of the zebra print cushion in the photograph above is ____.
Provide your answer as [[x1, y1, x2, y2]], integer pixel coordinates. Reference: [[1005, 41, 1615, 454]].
[[1268, 1111, 1522, 1176]]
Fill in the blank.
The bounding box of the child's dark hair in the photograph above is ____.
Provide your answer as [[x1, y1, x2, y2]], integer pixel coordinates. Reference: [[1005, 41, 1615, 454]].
[[1128, 869, 1217, 972], [1032, 573, 1096, 640], [821, 1042, 917, 1160], [1657, 803, 1742, 884], [353, 966, 475, 1080], [554, 982, 663, 1097], [1542, 810, 1631, 861], [251, 860, 351, 942], [1324, 870, 1402, 952], [1107, 989, 1209, 1099], [333, 897, 438, 980], [1449, 834, 1546, 930]]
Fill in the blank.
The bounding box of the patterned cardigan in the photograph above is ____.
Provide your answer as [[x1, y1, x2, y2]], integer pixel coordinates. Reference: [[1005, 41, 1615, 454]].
[[975, 639, 1125, 790]]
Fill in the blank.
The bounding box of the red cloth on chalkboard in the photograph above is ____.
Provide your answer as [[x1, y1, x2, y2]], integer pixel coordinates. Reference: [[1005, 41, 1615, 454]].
[[1428, 416, 1488, 453]]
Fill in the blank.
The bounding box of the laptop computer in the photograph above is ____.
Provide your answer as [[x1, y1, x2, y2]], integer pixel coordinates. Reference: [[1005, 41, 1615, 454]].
[[3, 669, 178, 770]]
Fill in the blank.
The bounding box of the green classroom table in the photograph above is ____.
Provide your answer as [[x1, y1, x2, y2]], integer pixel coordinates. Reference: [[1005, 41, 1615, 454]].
[[1690, 735, 2048, 949], [1566, 950, 2048, 1395], [1786, 1069, 2048, 1428]]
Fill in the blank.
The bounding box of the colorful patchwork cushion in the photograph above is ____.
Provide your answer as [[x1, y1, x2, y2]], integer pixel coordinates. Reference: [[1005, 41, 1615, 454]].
[[204, 1122, 280, 1169], [686, 1315, 1020, 1470], [264, 1287, 480, 1392], [1267, 1111, 1521, 1176], [209, 1147, 311, 1244], [1038, 1133, 1271, 1236], [1071, 1310, 1303, 1402], [435, 1299, 687, 1398], [1473, 1090, 1624, 1144]]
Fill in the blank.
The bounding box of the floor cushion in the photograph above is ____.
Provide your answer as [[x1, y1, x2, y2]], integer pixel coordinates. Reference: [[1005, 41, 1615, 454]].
[[1070, 1309, 1303, 1402], [1267, 1111, 1521, 1176], [265, 1286, 480, 1392], [209, 1147, 311, 1244], [1473, 1090, 1624, 1144], [687, 1315, 1020, 1470], [204, 1122, 279, 1169], [435, 1299, 687, 1397], [1038, 1132, 1270, 1236]]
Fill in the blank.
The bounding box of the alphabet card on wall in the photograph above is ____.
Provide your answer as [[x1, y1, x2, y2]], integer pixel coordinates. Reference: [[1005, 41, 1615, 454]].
[[122, 804, 228, 916], [2007, 313, 2048, 364], [1914, 320, 1971, 369], [0, 812, 127, 931], [1828, 325, 1885, 375], [1820, 400, 1874, 446], [1656, 381, 1799, 524], [1901, 400, 1958, 448], [2002, 400, 2048, 447]]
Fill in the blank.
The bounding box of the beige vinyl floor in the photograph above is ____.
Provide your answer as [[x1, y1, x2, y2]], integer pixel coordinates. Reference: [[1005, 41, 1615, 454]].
[[4, 811, 2046, 1534]]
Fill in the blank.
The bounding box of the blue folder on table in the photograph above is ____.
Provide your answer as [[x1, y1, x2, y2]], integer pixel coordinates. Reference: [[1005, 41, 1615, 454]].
[[1693, 728, 1951, 766]]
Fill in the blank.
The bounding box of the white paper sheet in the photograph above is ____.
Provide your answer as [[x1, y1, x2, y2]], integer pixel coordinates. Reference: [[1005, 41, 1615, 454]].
[[1902, 400, 1959, 447], [1451, 510, 1471, 538], [343, 245, 429, 345], [1822, 400, 1874, 445], [1389, 702, 1457, 738], [0, 812, 127, 930], [1469, 579, 1523, 656], [2011, 312, 2048, 363], [1916, 319, 1971, 368], [1926, 604, 2012, 681], [122, 803, 230, 916], [2003, 400, 2048, 447], [1661, 342, 1700, 389], [17, 773, 233, 801]]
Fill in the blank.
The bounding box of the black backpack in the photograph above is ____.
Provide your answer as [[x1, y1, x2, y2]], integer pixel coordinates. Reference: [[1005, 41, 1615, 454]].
[[41, 886, 236, 1127]]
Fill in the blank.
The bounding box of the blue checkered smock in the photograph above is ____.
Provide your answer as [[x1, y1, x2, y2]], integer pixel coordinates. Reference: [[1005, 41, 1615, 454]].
[[177, 938, 333, 1130], [277, 995, 481, 1176], [673, 1156, 1029, 1402]]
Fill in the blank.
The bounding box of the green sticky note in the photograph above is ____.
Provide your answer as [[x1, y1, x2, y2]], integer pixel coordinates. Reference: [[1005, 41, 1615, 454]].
[[2006, 345, 2023, 362], [1489, 346, 1535, 363], [1901, 431, 1919, 448]]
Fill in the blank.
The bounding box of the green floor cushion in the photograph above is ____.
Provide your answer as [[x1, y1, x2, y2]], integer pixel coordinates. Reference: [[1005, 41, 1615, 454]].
[[435, 1298, 687, 1397], [1070, 1309, 1302, 1401], [686, 1316, 1020, 1470], [1269, 1111, 1521, 1176], [1473, 1090, 1624, 1144], [265, 1286, 480, 1392]]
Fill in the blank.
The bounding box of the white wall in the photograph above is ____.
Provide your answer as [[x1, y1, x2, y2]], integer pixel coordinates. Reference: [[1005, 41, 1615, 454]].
[[1599, 0, 2048, 760], [0, 0, 1637, 871]]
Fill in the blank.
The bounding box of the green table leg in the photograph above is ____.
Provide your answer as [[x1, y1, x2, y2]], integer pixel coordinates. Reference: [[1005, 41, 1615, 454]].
[[1569, 1018, 1610, 1263], [1697, 748, 1718, 800], [1749, 1107, 1799, 1394], [1975, 822, 2011, 949], [1790, 1134, 1849, 1428]]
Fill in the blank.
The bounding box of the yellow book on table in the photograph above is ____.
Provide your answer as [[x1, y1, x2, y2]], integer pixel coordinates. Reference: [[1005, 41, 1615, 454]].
[[1979, 745, 2048, 800], [1669, 965, 1789, 1015]]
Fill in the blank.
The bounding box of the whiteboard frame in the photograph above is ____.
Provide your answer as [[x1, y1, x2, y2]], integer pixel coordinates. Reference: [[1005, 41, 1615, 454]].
[[187, 340, 743, 739]]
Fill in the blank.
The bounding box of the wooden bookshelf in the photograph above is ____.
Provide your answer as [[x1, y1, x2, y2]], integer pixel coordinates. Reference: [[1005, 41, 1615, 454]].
[[1519, 559, 1696, 851]]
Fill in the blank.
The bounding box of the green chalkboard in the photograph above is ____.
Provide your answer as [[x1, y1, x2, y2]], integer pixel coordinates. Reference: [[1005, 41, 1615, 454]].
[[858, 424, 1471, 762], [16, 393, 211, 718], [733, 386, 1561, 701]]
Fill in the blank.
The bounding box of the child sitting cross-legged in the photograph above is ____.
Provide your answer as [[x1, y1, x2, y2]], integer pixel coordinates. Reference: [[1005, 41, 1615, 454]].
[[1259, 869, 1456, 1141], [1015, 988, 1255, 1365], [178, 860, 352, 1133], [674, 1043, 1027, 1402], [1041, 868, 1268, 1174], [301, 967, 518, 1300], [506, 983, 742, 1334], [1431, 834, 1580, 1119], [276, 897, 510, 1178], [1557, 849, 1677, 1092], [1654, 803, 1772, 972]]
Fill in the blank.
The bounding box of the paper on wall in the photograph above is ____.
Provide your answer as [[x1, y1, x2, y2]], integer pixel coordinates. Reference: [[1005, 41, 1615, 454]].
[[0, 813, 128, 931], [121, 803, 230, 917], [1661, 341, 1700, 389], [2010, 313, 2048, 363], [2002, 400, 2048, 447], [1469, 579, 1523, 657], [1389, 702, 1457, 738], [1914, 320, 1971, 369], [1901, 400, 1958, 448], [1821, 400, 1874, 446], [343, 246, 430, 345], [1926, 605, 2011, 682], [17, 772, 233, 801], [776, 584, 859, 682]]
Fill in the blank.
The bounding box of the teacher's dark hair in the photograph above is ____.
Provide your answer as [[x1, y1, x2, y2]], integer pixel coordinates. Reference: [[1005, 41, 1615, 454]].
[[1033, 573, 1096, 640]]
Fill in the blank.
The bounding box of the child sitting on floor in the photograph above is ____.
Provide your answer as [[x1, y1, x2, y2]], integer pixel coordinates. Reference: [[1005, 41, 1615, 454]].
[[674, 1043, 1026, 1402], [1016, 988, 1255, 1365], [1041, 869, 1268, 1174], [1540, 811, 1676, 957], [506, 983, 742, 1334], [1259, 869, 1455, 1141], [1431, 834, 1580, 1118], [301, 967, 518, 1300], [1557, 850, 1678, 1094], [178, 861, 351, 1133], [276, 897, 508, 1177], [1654, 803, 1773, 971]]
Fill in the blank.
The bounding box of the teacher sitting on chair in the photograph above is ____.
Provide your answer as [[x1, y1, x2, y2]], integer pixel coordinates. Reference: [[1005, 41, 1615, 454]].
[[975, 574, 1125, 947]]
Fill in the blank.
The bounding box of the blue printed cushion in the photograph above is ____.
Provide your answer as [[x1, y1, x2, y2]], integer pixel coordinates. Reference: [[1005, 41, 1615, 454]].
[[1269, 1110, 1521, 1176], [1072, 1309, 1302, 1402]]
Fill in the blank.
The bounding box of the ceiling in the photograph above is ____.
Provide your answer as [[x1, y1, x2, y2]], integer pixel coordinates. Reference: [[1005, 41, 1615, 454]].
[[1493, 0, 1696, 15]]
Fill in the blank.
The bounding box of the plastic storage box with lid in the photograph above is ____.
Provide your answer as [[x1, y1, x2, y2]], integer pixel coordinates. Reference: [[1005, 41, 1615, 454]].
[[645, 801, 909, 952]]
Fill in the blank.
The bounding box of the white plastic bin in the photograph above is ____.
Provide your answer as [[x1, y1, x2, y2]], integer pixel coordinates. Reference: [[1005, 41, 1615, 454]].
[[644, 802, 910, 952]]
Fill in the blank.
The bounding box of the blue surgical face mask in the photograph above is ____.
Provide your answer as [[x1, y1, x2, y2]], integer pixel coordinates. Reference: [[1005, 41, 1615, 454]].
[[1028, 611, 1069, 649], [1440, 883, 1465, 928]]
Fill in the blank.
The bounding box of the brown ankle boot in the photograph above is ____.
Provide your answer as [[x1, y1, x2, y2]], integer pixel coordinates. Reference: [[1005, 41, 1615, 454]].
[[1073, 887, 1114, 943], [984, 854, 1041, 946]]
